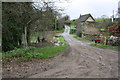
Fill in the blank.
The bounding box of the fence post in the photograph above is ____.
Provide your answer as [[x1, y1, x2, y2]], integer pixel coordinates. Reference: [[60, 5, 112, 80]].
[[104, 37, 107, 45]]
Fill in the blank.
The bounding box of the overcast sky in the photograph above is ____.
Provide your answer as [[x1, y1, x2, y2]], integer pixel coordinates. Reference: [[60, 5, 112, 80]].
[[56, 0, 120, 20]]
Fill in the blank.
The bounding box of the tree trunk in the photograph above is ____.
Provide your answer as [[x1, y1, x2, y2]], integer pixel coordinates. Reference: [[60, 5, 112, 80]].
[[24, 27, 28, 47], [37, 36, 40, 43], [27, 28, 30, 45], [18, 39, 22, 46]]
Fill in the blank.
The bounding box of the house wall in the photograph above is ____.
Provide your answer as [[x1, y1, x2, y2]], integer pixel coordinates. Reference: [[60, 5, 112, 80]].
[[83, 34, 100, 41], [76, 22, 101, 40], [83, 26, 100, 34], [82, 26, 100, 40], [86, 17, 94, 22]]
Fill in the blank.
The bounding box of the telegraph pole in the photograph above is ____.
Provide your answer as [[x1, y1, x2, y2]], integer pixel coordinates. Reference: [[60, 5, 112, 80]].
[[112, 10, 114, 22]]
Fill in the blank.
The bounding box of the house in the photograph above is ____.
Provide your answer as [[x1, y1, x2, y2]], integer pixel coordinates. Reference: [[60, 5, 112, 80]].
[[115, 18, 120, 22], [75, 14, 101, 40], [78, 14, 95, 22], [72, 14, 95, 27]]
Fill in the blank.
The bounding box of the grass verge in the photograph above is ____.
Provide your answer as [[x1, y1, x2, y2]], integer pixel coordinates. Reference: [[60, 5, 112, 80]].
[[3, 36, 68, 62], [90, 43, 119, 50], [74, 35, 92, 42], [56, 29, 64, 33], [74, 35, 119, 51]]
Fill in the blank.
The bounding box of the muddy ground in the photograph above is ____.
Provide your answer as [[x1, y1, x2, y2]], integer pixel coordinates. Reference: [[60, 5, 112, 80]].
[[2, 35, 118, 78]]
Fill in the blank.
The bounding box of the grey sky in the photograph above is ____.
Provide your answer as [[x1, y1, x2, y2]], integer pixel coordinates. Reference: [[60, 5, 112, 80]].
[[4, 0, 119, 20], [56, 0, 120, 20]]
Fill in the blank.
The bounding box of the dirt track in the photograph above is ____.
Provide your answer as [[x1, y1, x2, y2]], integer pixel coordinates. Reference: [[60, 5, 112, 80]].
[[28, 35, 118, 78]]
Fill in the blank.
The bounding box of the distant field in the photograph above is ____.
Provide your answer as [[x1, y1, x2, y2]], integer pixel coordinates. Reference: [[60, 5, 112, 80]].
[[95, 18, 111, 22]]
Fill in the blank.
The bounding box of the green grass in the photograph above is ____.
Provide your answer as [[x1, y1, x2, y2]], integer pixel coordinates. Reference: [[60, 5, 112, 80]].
[[70, 25, 76, 30], [74, 35, 92, 42], [2, 47, 36, 59], [90, 43, 119, 50], [100, 28, 106, 32], [3, 36, 68, 62], [33, 46, 68, 58], [59, 36, 67, 45], [90, 43, 107, 48], [56, 29, 64, 33], [31, 40, 36, 43], [95, 18, 110, 22]]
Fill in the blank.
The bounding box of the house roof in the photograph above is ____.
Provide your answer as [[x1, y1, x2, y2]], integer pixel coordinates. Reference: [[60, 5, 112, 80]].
[[79, 14, 95, 22]]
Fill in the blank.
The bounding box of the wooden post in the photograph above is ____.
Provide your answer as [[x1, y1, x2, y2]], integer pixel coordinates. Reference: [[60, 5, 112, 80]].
[[104, 37, 107, 45]]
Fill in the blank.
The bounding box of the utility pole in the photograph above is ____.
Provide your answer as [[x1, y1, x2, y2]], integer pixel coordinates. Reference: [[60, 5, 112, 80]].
[[118, 1, 120, 18], [112, 10, 114, 22]]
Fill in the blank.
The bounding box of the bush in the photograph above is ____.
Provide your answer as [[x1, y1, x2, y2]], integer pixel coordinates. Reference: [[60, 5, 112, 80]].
[[3, 47, 36, 59]]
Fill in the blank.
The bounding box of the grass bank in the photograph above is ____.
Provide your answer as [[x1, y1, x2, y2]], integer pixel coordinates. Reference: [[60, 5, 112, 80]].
[[3, 36, 68, 62], [73, 35, 92, 42], [90, 43, 119, 50]]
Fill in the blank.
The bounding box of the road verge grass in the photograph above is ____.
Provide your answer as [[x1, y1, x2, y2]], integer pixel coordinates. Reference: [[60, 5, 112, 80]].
[[74, 35, 119, 51], [90, 43, 119, 50], [74, 35, 92, 42], [55, 29, 64, 33], [3, 36, 68, 62]]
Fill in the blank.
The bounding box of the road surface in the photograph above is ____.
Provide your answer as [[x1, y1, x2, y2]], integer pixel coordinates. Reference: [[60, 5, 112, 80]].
[[29, 34, 118, 78]]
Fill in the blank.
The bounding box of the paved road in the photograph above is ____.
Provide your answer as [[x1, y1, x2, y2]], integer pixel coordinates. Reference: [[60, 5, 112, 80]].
[[29, 35, 118, 78]]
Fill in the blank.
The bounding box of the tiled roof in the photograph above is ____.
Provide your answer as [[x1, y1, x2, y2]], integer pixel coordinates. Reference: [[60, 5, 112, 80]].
[[79, 14, 95, 22]]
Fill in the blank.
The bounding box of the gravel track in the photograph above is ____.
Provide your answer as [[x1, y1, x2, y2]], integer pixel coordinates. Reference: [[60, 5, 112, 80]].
[[28, 35, 118, 78]]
